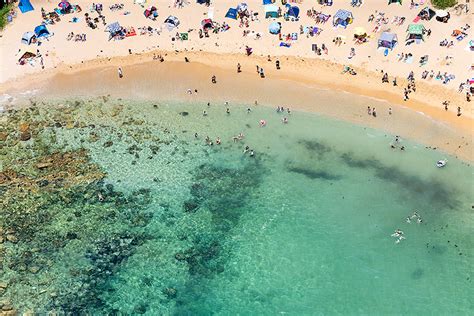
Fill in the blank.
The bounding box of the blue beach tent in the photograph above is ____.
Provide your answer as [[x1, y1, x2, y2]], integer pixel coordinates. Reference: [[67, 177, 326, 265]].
[[34, 25, 50, 38], [286, 5, 299, 18], [225, 8, 238, 19], [19, 0, 35, 14], [333, 9, 353, 28]]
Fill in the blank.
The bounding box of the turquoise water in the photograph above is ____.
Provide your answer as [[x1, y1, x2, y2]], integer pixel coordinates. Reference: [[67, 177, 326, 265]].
[[0, 99, 472, 314]]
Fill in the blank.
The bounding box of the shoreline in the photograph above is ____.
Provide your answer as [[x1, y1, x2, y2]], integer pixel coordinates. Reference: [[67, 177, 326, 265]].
[[1, 50, 472, 162]]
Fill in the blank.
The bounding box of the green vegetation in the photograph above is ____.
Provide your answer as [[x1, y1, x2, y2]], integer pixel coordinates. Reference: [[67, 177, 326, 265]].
[[431, 0, 457, 9], [0, 3, 13, 30]]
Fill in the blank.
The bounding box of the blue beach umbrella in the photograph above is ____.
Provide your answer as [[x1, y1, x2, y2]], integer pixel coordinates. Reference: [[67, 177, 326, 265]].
[[269, 22, 281, 34]]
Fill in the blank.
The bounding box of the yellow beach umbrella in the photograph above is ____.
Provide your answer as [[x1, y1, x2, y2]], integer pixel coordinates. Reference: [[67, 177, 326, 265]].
[[353, 27, 367, 36]]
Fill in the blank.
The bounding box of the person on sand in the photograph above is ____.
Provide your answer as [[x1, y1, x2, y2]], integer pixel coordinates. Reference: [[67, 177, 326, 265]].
[[237, 63, 241, 73], [118, 67, 123, 78], [259, 68, 265, 78], [442, 101, 449, 111], [389, 108, 392, 115], [393, 78, 397, 86], [457, 107, 462, 117], [367, 106, 372, 115], [211, 75, 217, 84], [276, 59, 280, 70], [372, 108, 377, 117]]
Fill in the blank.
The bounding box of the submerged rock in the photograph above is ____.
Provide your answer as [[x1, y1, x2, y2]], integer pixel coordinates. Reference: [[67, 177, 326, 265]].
[[163, 287, 177, 299], [19, 131, 31, 141]]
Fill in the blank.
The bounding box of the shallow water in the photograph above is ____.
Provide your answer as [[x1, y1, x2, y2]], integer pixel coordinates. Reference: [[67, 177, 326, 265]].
[[0, 98, 472, 314]]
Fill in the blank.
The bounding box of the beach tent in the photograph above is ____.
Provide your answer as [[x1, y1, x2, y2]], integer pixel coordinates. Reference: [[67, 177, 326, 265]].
[[164, 16, 180, 30], [21, 32, 36, 45], [269, 22, 281, 34], [34, 25, 50, 38], [264, 5, 279, 18], [134, 0, 147, 5], [435, 10, 450, 23], [19, 0, 34, 14], [406, 24, 425, 43], [201, 19, 214, 30], [285, 4, 300, 18], [378, 32, 398, 49], [333, 9, 353, 28], [18, 51, 36, 64], [417, 7, 436, 20], [388, 0, 402, 4], [263, 0, 274, 4], [105, 22, 124, 39], [225, 8, 238, 19]]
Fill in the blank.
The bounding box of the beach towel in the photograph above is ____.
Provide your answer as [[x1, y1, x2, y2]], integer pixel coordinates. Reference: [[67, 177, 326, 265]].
[[412, 16, 420, 23], [208, 7, 214, 19], [280, 42, 291, 47], [54, 8, 64, 15]]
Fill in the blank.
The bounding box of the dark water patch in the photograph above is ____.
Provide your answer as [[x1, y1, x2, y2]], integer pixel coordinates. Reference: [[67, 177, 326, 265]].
[[287, 165, 341, 181], [179, 112, 189, 117], [298, 139, 332, 158], [339, 153, 460, 209], [411, 268, 424, 280]]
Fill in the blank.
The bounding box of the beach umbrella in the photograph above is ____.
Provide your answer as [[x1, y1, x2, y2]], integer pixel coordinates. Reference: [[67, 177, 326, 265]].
[[436, 10, 449, 18], [58, 1, 70, 9], [269, 22, 281, 34], [353, 27, 366, 36]]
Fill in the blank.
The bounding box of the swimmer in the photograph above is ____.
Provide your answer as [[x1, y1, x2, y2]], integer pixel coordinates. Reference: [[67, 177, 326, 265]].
[[207, 102, 210, 107], [203, 110, 208, 116], [216, 137, 221, 144], [186, 89, 192, 94], [417, 218, 422, 224], [238, 132, 244, 139], [259, 119, 266, 127], [247, 108, 251, 113], [98, 193, 104, 201], [226, 108, 230, 114], [249, 150, 255, 157], [406, 216, 411, 224], [282, 117, 288, 124], [194, 133, 198, 138], [287, 108, 291, 114], [411, 211, 419, 219], [243, 145, 250, 154]]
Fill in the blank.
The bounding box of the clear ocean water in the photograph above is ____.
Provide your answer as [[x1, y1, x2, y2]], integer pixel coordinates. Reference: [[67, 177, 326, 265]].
[[1, 99, 472, 315]]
